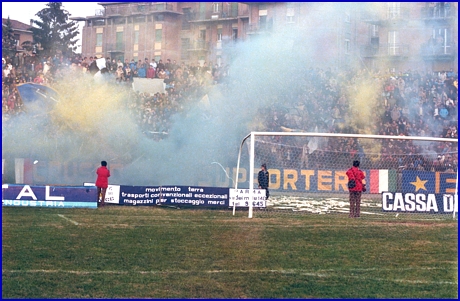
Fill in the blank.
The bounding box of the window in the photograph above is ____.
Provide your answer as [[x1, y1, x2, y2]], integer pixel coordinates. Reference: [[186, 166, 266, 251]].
[[213, 3, 220, 13], [217, 28, 222, 41], [182, 8, 192, 30], [199, 3, 206, 19], [433, 27, 452, 54], [116, 32, 124, 51], [259, 15, 267, 30], [12, 34, 19, 46], [181, 38, 190, 60], [155, 14, 164, 21], [199, 29, 206, 40], [232, 28, 238, 41], [156, 3, 165, 11], [286, 7, 295, 23], [133, 16, 145, 23], [371, 25, 379, 37], [114, 17, 125, 25], [93, 19, 105, 26], [155, 29, 162, 42], [387, 2, 400, 19], [154, 55, 161, 62], [344, 39, 350, 54], [134, 31, 139, 44], [137, 5, 145, 12], [231, 3, 238, 17], [96, 33, 103, 47], [388, 30, 399, 55]]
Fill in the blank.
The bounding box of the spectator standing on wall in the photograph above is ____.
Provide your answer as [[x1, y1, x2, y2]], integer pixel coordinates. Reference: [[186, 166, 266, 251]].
[[346, 160, 366, 218], [258, 163, 270, 200], [146, 64, 155, 79], [95, 160, 110, 208], [138, 59, 146, 78]]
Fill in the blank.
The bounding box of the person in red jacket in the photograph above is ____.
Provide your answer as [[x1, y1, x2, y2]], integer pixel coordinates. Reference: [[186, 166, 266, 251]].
[[346, 160, 365, 218], [95, 160, 110, 208]]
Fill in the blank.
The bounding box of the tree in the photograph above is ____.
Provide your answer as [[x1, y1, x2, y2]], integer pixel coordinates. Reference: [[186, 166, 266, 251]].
[[30, 2, 79, 58], [2, 17, 18, 58]]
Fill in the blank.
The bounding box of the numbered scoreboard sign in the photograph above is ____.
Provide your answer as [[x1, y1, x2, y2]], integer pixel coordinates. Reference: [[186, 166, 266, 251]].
[[229, 189, 267, 208]]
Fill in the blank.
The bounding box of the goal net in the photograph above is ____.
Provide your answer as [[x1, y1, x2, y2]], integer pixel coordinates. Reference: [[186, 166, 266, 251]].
[[235, 132, 458, 220]]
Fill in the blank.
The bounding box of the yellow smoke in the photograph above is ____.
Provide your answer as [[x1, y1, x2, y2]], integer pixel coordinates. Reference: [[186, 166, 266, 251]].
[[42, 71, 137, 162], [50, 73, 126, 134], [343, 72, 384, 160]]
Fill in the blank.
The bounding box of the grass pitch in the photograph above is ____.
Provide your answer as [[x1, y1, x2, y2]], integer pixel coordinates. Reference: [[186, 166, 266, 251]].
[[2, 206, 458, 298]]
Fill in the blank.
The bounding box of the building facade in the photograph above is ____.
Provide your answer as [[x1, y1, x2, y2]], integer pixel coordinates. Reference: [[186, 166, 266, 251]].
[[359, 2, 458, 72], [74, 2, 249, 65], [74, 2, 457, 72], [2, 18, 34, 53]]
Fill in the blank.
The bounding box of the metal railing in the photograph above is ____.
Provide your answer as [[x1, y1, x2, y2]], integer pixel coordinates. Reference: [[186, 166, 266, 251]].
[[360, 44, 410, 57], [105, 43, 125, 52], [188, 5, 248, 21], [421, 43, 456, 56], [360, 7, 409, 22], [187, 40, 210, 51], [246, 23, 271, 33], [104, 3, 175, 17], [421, 5, 453, 19]]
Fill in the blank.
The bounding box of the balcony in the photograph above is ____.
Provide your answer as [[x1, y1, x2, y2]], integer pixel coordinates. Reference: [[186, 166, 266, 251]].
[[222, 38, 239, 48], [421, 5, 454, 19], [360, 44, 409, 58], [188, 6, 248, 22], [421, 43, 456, 61], [187, 40, 210, 52], [246, 23, 272, 34], [105, 43, 125, 53], [103, 3, 178, 17], [421, 5, 455, 25], [360, 8, 409, 26]]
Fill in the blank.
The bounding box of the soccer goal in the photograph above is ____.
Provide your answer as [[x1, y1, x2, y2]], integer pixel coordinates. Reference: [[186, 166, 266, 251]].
[[235, 132, 458, 219]]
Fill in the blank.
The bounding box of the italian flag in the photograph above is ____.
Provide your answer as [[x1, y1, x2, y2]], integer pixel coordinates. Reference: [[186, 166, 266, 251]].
[[366, 169, 397, 193]]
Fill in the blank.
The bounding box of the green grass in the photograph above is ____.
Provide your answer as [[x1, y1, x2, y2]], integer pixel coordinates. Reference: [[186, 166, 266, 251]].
[[2, 206, 458, 298]]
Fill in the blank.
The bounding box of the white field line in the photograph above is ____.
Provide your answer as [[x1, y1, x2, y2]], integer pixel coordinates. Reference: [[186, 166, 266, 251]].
[[2, 267, 456, 285], [34, 222, 455, 228], [57, 214, 79, 225]]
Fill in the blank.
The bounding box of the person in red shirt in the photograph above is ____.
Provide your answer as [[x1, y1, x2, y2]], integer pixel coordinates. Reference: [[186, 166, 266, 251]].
[[95, 161, 110, 208], [346, 160, 365, 218]]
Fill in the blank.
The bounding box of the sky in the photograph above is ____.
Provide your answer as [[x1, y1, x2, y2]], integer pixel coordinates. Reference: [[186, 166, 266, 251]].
[[2, 2, 102, 53]]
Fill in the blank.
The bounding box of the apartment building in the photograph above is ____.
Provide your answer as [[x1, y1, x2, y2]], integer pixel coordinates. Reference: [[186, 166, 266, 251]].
[[74, 2, 249, 65], [359, 2, 457, 72], [74, 2, 457, 72]]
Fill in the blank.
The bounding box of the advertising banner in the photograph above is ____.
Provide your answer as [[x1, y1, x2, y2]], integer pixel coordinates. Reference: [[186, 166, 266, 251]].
[[120, 185, 229, 207], [2, 184, 97, 209], [381, 192, 458, 214], [402, 170, 457, 194], [229, 189, 267, 208], [84, 183, 121, 204]]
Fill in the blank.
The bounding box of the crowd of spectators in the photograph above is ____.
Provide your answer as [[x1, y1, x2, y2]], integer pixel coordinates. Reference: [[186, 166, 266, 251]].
[[2, 51, 458, 172], [253, 67, 458, 171]]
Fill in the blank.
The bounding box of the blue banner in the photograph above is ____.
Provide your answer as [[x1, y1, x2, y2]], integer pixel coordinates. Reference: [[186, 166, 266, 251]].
[[2, 184, 97, 209], [119, 185, 229, 207], [402, 171, 457, 194]]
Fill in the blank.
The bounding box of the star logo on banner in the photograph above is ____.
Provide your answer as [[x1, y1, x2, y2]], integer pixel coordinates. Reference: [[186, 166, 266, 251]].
[[410, 176, 428, 192]]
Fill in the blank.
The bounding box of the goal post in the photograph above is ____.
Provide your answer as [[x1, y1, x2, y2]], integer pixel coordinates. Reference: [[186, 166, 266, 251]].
[[235, 132, 458, 219]]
